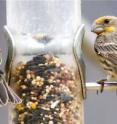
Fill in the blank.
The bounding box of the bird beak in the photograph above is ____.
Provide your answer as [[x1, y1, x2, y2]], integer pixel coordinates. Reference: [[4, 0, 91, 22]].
[[91, 23, 104, 34]]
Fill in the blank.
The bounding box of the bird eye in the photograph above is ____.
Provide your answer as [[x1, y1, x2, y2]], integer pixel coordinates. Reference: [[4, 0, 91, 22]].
[[104, 19, 110, 24]]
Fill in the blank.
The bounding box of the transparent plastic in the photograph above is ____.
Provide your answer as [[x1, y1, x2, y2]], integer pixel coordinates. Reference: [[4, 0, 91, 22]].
[[5, 0, 84, 124]]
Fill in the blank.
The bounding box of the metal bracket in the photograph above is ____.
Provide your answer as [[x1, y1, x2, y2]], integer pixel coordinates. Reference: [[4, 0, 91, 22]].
[[73, 24, 86, 99], [3, 26, 15, 83]]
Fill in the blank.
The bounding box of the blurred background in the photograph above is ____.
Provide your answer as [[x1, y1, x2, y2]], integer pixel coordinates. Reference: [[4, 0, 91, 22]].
[[0, 0, 117, 124]]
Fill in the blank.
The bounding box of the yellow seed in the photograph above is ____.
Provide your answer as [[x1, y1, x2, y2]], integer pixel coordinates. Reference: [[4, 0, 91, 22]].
[[31, 102, 37, 109], [16, 103, 24, 111], [27, 102, 37, 109]]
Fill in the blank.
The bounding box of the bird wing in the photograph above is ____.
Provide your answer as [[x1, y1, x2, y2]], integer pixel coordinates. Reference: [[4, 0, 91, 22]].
[[94, 35, 117, 65], [0, 73, 21, 106], [4, 83, 22, 103], [0, 80, 8, 105]]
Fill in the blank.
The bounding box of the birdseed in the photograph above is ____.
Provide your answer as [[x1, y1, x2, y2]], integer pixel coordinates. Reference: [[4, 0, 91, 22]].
[[11, 54, 82, 124]]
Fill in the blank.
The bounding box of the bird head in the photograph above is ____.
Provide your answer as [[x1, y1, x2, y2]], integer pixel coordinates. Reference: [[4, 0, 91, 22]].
[[91, 16, 117, 35]]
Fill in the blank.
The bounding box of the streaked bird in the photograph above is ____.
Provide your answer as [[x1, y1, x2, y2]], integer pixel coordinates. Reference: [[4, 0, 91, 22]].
[[91, 16, 117, 92]]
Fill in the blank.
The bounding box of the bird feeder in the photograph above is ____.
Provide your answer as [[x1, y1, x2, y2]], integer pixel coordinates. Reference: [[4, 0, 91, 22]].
[[0, 0, 117, 124], [4, 0, 86, 124]]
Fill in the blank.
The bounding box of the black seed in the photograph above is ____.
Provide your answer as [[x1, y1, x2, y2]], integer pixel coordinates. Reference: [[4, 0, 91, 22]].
[[46, 95, 54, 101]]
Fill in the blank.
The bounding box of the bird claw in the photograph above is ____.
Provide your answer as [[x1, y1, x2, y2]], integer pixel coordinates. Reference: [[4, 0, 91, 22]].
[[97, 79, 107, 93]]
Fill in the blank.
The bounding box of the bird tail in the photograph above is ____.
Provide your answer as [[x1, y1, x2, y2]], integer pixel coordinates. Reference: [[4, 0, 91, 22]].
[[0, 73, 21, 106]]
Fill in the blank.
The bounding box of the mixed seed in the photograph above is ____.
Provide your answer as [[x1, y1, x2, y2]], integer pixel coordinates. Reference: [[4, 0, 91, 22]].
[[12, 54, 82, 124]]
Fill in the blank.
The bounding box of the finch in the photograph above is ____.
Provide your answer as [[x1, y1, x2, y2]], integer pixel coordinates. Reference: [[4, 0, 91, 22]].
[[91, 16, 117, 92]]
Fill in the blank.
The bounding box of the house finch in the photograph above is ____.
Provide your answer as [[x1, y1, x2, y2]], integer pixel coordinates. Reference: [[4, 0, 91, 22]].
[[91, 16, 117, 92]]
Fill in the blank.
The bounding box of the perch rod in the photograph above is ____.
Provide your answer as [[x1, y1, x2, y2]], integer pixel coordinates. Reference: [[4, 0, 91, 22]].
[[86, 82, 117, 91]]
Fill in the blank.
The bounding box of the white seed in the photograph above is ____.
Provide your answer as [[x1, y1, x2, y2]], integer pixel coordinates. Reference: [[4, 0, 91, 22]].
[[51, 100, 60, 109], [49, 121, 53, 124]]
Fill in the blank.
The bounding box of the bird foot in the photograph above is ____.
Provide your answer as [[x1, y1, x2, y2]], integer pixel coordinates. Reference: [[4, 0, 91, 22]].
[[97, 79, 107, 93]]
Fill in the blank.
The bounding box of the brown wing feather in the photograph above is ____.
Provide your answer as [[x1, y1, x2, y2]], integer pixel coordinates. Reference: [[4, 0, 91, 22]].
[[94, 33, 117, 65]]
